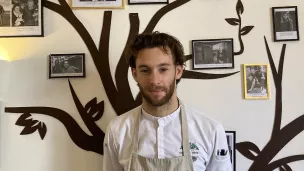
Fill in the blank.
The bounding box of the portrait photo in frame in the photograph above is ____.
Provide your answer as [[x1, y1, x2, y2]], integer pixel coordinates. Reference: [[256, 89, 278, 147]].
[[272, 6, 299, 41], [192, 38, 234, 70], [69, 0, 124, 9], [49, 53, 85, 79], [243, 64, 270, 100], [0, 0, 44, 38], [128, 0, 168, 5], [225, 131, 236, 171]]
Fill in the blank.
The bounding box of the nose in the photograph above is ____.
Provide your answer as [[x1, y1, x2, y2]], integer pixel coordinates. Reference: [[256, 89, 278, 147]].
[[148, 70, 160, 85]]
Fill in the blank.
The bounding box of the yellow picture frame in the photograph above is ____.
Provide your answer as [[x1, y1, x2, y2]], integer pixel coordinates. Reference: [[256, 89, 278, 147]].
[[69, 0, 125, 9], [243, 64, 271, 100]]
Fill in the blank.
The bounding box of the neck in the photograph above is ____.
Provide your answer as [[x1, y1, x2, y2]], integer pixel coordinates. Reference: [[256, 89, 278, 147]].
[[142, 93, 179, 117]]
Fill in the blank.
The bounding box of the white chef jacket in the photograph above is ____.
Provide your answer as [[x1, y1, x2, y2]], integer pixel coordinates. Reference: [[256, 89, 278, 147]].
[[103, 103, 232, 171]]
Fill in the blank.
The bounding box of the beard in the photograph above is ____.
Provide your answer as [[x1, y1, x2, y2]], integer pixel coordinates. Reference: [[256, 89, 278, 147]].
[[138, 78, 176, 107]]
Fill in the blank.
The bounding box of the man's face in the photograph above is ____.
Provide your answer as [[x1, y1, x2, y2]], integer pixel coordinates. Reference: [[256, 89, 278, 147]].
[[219, 46, 223, 52], [64, 61, 69, 68], [28, 0, 34, 8], [283, 13, 288, 20], [132, 47, 183, 106]]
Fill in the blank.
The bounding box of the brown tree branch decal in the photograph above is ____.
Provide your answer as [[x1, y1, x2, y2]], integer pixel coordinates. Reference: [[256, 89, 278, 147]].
[[225, 0, 254, 55], [5, 0, 251, 156], [236, 36, 304, 171]]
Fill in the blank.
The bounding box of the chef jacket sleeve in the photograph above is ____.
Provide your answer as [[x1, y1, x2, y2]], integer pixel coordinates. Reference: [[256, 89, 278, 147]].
[[103, 124, 124, 171], [206, 124, 233, 171]]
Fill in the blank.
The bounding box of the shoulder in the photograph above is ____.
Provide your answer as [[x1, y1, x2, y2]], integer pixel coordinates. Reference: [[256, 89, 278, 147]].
[[107, 105, 141, 135], [183, 103, 223, 133]]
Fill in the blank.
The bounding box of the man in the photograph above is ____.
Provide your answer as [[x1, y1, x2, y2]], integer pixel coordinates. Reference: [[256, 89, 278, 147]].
[[217, 45, 228, 63], [23, 0, 38, 26], [62, 60, 78, 73], [103, 32, 232, 171], [0, 4, 4, 26]]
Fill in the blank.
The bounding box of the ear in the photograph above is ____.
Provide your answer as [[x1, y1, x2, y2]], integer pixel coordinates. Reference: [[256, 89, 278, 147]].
[[175, 65, 183, 80], [132, 68, 138, 82]]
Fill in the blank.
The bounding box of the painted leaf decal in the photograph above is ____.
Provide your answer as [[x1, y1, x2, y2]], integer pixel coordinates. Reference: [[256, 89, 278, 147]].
[[236, 141, 260, 160], [20, 120, 39, 135], [241, 26, 254, 35], [85, 97, 104, 121], [92, 101, 104, 121], [85, 97, 97, 114], [38, 122, 47, 140], [236, 0, 244, 15], [15, 113, 32, 126], [225, 18, 240, 26], [280, 164, 292, 171]]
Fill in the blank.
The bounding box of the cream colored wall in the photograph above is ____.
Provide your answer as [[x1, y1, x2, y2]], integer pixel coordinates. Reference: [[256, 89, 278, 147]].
[[0, 0, 303, 171]]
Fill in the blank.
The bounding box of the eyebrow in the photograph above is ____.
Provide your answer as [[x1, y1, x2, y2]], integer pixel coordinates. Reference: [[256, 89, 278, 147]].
[[138, 63, 170, 68]]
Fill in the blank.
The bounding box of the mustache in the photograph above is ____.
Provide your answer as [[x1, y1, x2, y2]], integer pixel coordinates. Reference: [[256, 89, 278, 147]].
[[137, 84, 165, 91], [148, 86, 165, 91]]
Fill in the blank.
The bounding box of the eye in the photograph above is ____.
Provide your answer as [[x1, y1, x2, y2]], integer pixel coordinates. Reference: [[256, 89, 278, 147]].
[[140, 69, 148, 73], [159, 67, 168, 73]]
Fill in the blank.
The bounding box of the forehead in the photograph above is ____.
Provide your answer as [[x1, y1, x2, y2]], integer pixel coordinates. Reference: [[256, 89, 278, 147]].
[[136, 47, 174, 67]]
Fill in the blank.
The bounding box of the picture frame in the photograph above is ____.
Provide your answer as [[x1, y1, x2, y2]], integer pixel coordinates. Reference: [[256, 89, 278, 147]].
[[69, 0, 124, 9], [192, 38, 234, 70], [225, 131, 236, 171], [243, 64, 270, 100], [0, 0, 44, 38], [272, 6, 299, 42], [49, 53, 85, 79], [128, 0, 168, 5]]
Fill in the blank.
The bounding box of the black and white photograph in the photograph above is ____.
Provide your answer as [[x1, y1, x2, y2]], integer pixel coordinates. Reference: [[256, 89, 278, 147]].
[[244, 64, 270, 100], [225, 131, 236, 171], [272, 6, 299, 41], [0, 0, 43, 37], [70, 0, 123, 9], [192, 38, 234, 70], [0, 0, 10, 27], [128, 0, 168, 5], [49, 53, 85, 79]]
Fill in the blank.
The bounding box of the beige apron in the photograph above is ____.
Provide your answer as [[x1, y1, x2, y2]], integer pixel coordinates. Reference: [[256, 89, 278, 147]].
[[127, 103, 194, 171]]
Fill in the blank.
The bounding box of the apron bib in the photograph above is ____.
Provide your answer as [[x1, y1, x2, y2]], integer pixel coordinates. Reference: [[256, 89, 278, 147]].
[[127, 103, 194, 171]]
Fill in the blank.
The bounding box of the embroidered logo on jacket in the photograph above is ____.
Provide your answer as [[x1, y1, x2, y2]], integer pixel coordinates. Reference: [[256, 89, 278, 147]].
[[179, 142, 199, 162]]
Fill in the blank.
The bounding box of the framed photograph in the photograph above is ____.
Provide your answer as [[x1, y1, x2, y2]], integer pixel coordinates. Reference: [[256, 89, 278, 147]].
[[49, 53, 85, 79], [128, 0, 168, 5], [69, 0, 124, 9], [243, 64, 270, 100], [0, 0, 43, 37], [272, 6, 299, 41], [225, 131, 236, 171], [192, 38, 234, 70]]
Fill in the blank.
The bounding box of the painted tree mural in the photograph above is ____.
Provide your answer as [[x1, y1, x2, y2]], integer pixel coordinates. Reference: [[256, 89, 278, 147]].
[[235, 37, 304, 171], [7, 0, 304, 170]]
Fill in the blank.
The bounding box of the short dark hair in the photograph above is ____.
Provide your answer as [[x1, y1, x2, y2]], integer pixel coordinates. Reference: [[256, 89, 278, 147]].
[[127, 31, 185, 84]]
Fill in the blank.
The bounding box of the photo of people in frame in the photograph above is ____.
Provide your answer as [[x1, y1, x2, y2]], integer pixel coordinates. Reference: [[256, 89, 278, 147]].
[[11, 0, 39, 27], [244, 64, 270, 99], [272, 6, 299, 41], [49, 53, 85, 79], [0, 0, 10, 27], [192, 39, 234, 70]]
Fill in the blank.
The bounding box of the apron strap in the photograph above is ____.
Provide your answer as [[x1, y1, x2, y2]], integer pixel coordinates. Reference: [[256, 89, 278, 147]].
[[180, 103, 191, 156]]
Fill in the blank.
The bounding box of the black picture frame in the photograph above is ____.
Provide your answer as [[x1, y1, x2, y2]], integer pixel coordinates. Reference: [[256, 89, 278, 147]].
[[128, 0, 169, 5], [272, 6, 299, 42], [192, 38, 234, 70], [0, 0, 44, 38], [225, 131, 236, 171], [49, 53, 86, 79]]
